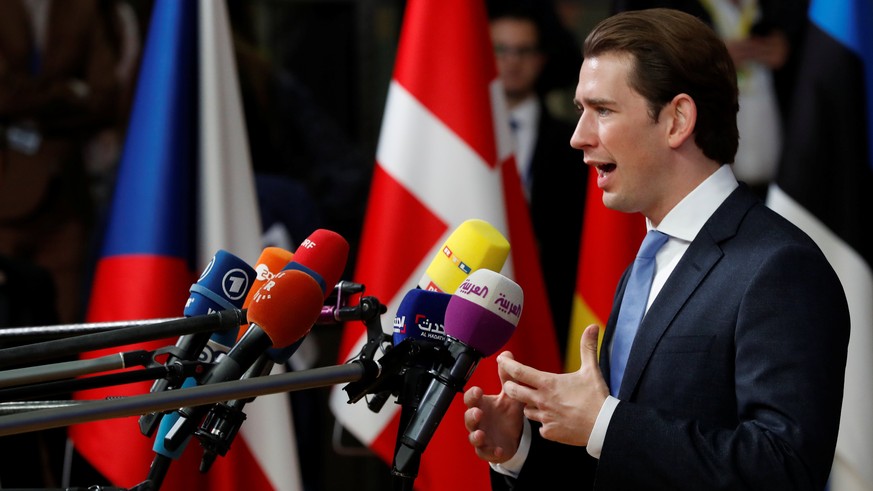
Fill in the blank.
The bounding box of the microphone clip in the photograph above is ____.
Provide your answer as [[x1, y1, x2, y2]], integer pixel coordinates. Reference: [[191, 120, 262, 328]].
[[342, 338, 446, 413], [195, 400, 247, 472]]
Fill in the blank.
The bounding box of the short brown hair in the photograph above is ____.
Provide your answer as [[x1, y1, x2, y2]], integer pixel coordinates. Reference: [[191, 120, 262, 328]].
[[583, 8, 739, 164]]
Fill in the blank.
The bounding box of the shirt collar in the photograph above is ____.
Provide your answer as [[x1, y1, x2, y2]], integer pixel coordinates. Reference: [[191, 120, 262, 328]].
[[648, 164, 739, 242]]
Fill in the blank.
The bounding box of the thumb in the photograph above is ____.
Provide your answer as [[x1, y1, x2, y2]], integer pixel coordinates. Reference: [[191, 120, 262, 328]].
[[579, 324, 601, 370]]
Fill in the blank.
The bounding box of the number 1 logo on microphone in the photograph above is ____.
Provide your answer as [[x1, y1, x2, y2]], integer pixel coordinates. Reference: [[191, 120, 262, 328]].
[[222, 269, 250, 301]]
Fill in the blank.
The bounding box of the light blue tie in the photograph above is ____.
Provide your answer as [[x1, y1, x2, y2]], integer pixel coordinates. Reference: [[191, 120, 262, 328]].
[[609, 230, 669, 396]]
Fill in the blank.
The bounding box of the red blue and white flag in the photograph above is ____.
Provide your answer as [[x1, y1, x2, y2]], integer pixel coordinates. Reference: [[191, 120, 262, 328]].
[[68, 1, 302, 489]]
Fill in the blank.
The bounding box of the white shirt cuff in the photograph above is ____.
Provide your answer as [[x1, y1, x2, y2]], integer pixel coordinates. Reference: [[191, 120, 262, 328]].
[[586, 395, 619, 459]]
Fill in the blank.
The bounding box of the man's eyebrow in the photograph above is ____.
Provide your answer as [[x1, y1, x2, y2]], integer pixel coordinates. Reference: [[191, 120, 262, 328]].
[[586, 97, 614, 106], [575, 97, 614, 108]]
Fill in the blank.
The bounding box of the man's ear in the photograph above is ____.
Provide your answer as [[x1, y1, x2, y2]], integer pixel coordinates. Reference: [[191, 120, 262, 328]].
[[666, 93, 696, 149]]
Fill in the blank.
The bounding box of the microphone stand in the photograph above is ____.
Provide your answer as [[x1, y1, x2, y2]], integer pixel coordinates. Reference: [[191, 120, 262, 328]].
[[391, 365, 427, 491], [0, 309, 247, 368], [0, 350, 155, 389], [342, 336, 446, 491], [195, 354, 273, 473], [0, 352, 205, 403], [0, 317, 185, 344], [0, 360, 380, 438], [196, 293, 389, 474], [146, 287, 388, 490], [390, 339, 449, 490]]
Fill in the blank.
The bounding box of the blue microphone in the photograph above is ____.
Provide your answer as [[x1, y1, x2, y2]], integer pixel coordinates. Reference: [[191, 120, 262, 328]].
[[388, 288, 453, 479], [392, 288, 451, 347], [142, 250, 255, 488], [139, 250, 255, 437]]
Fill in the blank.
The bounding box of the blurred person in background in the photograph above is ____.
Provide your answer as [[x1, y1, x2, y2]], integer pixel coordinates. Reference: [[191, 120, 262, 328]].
[[489, 0, 588, 360], [0, 1, 121, 486], [0, 0, 121, 327]]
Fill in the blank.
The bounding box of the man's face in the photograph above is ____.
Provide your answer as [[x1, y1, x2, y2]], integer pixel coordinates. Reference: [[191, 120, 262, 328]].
[[570, 52, 672, 217], [490, 18, 545, 102]]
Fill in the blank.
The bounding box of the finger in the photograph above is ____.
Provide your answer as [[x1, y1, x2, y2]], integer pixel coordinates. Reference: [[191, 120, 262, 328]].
[[468, 430, 507, 462], [523, 405, 544, 424], [468, 428, 486, 447], [463, 385, 484, 408], [502, 379, 536, 405], [499, 353, 547, 390], [496, 351, 520, 386], [464, 406, 482, 432]]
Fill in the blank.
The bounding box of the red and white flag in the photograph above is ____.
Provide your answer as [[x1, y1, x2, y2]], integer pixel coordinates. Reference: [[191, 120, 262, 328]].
[[328, 1, 562, 489]]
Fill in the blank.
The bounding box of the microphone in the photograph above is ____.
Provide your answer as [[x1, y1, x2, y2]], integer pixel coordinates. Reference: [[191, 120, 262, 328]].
[[281, 229, 349, 297], [388, 289, 452, 479], [393, 268, 522, 475], [139, 250, 256, 436], [392, 289, 451, 347], [199, 271, 325, 387], [388, 288, 453, 406], [235, 246, 296, 338], [161, 269, 324, 452], [417, 218, 510, 293], [265, 228, 349, 363], [145, 246, 294, 474], [163, 229, 348, 454], [345, 219, 510, 413], [196, 230, 349, 469]]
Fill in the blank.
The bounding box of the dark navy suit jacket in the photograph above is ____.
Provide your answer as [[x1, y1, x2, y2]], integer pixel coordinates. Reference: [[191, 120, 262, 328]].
[[492, 184, 850, 490]]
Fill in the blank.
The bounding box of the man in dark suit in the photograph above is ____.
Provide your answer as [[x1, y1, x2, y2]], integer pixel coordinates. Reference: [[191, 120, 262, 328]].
[[464, 8, 849, 490], [489, 1, 587, 358]]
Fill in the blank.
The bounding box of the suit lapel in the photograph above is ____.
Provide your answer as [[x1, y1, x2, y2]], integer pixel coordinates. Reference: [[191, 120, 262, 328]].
[[613, 185, 758, 400]]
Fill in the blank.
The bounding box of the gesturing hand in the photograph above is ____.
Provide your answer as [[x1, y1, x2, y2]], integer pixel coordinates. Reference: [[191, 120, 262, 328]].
[[499, 324, 609, 446], [463, 351, 526, 464]]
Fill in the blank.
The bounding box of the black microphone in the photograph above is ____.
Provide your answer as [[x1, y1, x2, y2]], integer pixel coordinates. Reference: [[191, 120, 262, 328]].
[[387, 288, 452, 483], [392, 268, 523, 476]]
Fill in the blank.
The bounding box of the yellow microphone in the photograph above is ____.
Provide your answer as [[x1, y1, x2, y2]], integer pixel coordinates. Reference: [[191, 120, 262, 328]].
[[418, 218, 511, 293]]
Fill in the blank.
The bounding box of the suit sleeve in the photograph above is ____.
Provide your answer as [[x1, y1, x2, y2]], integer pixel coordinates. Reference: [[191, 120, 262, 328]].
[[490, 420, 597, 490]]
